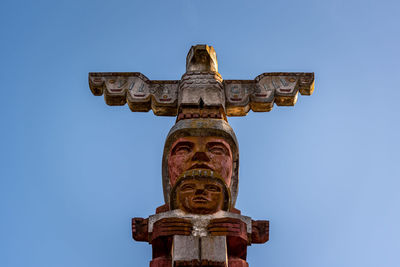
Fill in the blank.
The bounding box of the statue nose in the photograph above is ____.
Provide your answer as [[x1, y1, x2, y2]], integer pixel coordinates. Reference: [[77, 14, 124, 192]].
[[191, 151, 210, 162], [195, 188, 206, 195]]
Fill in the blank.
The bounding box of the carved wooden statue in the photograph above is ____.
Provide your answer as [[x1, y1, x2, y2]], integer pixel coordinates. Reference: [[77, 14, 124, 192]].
[[89, 44, 315, 267]]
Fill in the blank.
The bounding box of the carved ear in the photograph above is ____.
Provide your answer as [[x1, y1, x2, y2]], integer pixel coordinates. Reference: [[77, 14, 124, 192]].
[[131, 218, 149, 242], [251, 220, 270, 244]]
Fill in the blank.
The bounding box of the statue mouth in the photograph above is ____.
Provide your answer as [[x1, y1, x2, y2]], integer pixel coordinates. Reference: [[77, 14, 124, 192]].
[[189, 164, 213, 171], [192, 196, 209, 203]]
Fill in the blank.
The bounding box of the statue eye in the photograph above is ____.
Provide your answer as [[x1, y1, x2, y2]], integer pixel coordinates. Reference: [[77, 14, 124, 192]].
[[207, 143, 228, 155], [180, 184, 195, 191], [209, 147, 224, 155], [205, 185, 221, 192], [172, 142, 193, 156], [175, 146, 191, 154]]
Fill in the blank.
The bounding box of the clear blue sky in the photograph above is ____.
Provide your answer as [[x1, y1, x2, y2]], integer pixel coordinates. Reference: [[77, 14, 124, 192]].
[[1, 0, 399, 266]]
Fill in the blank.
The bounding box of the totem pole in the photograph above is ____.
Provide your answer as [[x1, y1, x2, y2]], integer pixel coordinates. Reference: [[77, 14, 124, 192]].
[[89, 45, 314, 267]]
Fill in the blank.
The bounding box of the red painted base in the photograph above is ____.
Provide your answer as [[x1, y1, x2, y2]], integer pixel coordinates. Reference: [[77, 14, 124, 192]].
[[150, 257, 171, 267], [228, 258, 249, 267], [133, 205, 268, 267], [149, 257, 248, 267]]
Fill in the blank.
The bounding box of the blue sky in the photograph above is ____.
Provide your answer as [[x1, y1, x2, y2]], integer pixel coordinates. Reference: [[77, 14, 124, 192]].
[[1, 0, 399, 266]]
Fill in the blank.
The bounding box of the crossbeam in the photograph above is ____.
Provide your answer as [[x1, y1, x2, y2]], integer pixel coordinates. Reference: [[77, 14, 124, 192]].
[[89, 45, 314, 117]]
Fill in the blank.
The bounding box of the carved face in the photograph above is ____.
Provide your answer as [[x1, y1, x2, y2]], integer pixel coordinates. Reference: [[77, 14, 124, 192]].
[[175, 177, 225, 214], [168, 136, 233, 188]]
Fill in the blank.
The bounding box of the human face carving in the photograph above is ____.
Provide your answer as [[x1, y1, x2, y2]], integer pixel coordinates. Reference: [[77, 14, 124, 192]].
[[175, 178, 225, 214], [168, 136, 233, 188]]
